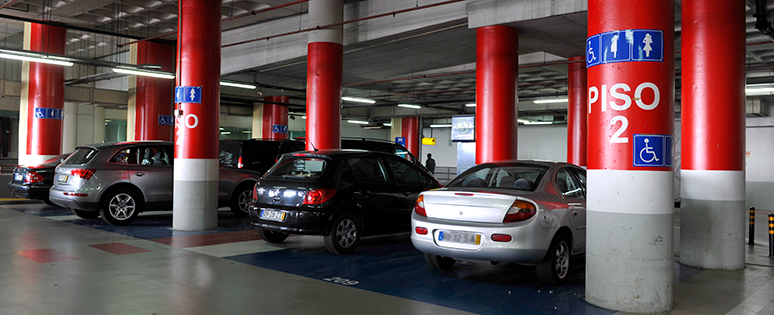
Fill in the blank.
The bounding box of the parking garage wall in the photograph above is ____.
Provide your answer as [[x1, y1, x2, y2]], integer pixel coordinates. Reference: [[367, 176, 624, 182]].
[[746, 115, 774, 210]]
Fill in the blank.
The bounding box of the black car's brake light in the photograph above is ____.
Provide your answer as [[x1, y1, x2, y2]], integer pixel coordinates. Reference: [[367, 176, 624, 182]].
[[503, 200, 536, 223], [414, 195, 427, 216], [238, 156, 244, 168], [303, 188, 336, 204], [70, 169, 96, 180], [25, 171, 44, 183]]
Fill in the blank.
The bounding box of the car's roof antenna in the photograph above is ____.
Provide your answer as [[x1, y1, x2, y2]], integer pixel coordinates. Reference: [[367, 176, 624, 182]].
[[302, 126, 319, 152]]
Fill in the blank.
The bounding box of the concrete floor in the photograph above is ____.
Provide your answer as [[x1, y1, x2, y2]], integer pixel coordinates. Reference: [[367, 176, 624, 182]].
[[1, 202, 772, 315]]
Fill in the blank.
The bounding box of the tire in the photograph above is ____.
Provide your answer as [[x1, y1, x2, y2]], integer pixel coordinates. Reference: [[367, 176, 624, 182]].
[[324, 213, 362, 255], [72, 209, 100, 219], [229, 183, 254, 217], [425, 253, 456, 270], [536, 234, 571, 285], [258, 229, 290, 243], [100, 188, 142, 226]]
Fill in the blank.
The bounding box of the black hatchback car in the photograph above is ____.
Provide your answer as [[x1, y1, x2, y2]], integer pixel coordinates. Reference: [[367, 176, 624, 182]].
[[249, 150, 441, 254]]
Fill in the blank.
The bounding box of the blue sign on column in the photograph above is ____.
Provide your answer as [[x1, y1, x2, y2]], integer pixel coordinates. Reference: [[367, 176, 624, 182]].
[[33, 107, 63, 120], [586, 35, 601, 67], [395, 137, 406, 146], [158, 115, 174, 126], [601, 30, 631, 63], [272, 124, 288, 133], [175, 86, 202, 103], [632, 30, 663, 61], [633, 134, 672, 167], [587, 29, 664, 68]]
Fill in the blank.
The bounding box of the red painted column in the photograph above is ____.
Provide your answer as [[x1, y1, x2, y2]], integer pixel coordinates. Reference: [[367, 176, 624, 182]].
[[567, 56, 587, 166], [262, 96, 289, 139], [680, 0, 746, 270], [401, 117, 419, 157], [135, 42, 175, 141], [585, 0, 674, 312], [173, 0, 221, 230], [306, 0, 342, 151], [24, 23, 66, 166], [475, 25, 518, 164]]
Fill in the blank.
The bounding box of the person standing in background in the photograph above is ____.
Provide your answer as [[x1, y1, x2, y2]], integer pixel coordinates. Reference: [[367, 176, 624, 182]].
[[425, 153, 436, 174]]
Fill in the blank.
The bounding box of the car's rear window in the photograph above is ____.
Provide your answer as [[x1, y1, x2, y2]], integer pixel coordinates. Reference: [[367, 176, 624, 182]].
[[40, 153, 71, 166], [62, 148, 98, 165], [265, 157, 327, 180], [447, 164, 548, 191]]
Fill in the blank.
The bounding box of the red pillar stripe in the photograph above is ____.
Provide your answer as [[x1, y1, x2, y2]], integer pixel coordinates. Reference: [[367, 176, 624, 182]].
[[135, 42, 174, 141], [567, 56, 587, 166], [681, 0, 745, 171], [306, 41, 342, 151], [262, 96, 289, 139], [401, 117, 419, 157], [26, 23, 65, 157], [475, 25, 518, 164]]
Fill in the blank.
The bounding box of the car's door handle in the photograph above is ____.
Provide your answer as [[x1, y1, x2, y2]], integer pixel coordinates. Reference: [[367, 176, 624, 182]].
[[354, 190, 370, 196], [135, 172, 145, 177], [402, 191, 412, 196]]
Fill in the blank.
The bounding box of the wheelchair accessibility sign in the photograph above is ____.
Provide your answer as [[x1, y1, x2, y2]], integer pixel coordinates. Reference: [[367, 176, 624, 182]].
[[633, 134, 672, 167]]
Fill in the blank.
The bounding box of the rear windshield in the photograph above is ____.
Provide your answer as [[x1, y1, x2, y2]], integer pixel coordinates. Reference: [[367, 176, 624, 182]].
[[219, 141, 242, 167], [447, 164, 547, 191], [62, 148, 98, 165], [264, 157, 327, 180], [40, 154, 71, 166]]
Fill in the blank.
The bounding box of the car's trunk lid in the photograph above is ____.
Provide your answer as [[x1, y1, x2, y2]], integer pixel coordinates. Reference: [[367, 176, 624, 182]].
[[422, 189, 525, 223]]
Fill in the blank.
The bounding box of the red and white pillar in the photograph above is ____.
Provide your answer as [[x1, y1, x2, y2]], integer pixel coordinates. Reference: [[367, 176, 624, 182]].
[[567, 56, 587, 166], [173, 0, 221, 230], [680, 0, 746, 270], [306, 0, 342, 151], [401, 117, 419, 157], [253, 96, 289, 139], [19, 23, 66, 166], [131, 41, 175, 141], [585, 0, 674, 312], [475, 25, 518, 164]]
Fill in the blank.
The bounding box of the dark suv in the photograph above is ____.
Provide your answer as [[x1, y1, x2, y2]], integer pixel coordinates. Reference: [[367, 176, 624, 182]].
[[219, 137, 426, 174], [249, 150, 441, 254]]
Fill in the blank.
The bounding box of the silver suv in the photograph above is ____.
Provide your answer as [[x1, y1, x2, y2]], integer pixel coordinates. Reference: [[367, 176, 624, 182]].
[[49, 141, 260, 225]]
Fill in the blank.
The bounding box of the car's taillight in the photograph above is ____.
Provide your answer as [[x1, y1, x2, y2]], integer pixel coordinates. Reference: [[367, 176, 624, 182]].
[[70, 169, 96, 180], [414, 195, 427, 216], [503, 200, 537, 223], [303, 188, 336, 204], [25, 171, 44, 183], [415, 227, 428, 235], [238, 156, 244, 169], [491, 234, 512, 242]]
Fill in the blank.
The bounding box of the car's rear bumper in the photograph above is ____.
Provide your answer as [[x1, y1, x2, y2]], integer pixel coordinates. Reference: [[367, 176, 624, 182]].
[[249, 205, 330, 235], [8, 183, 50, 200], [49, 188, 100, 211]]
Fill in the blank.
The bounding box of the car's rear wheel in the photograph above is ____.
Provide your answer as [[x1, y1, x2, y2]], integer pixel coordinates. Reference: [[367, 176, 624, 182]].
[[536, 234, 570, 285], [72, 209, 100, 219], [100, 188, 141, 226], [229, 183, 254, 217], [425, 253, 456, 270], [258, 229, 290, 243], [324, 213, 361, 255]]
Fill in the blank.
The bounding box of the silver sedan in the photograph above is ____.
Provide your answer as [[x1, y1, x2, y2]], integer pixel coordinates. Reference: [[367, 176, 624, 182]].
[[410, 161, 586, 285]]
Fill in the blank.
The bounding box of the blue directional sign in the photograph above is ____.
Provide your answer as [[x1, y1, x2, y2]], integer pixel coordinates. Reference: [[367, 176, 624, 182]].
[[633, 134, 671, 167], [175, 86, 202, 104], [158, 115, 174, 126], [272, 124, 288, 133], [395, 137, 406, 146], [601, 30, 631, 63], [33, 107, 62, 120], [587, 29, 664, 68], [632, 30, 663, 62]]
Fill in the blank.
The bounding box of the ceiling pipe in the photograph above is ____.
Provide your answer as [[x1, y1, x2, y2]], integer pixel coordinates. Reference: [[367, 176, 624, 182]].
[[118, 0, 311, 48], [0, 13, 173, 44], [222, 0, 466, 48], [754, 0, 774, 41], [0, 0, 21, 10]]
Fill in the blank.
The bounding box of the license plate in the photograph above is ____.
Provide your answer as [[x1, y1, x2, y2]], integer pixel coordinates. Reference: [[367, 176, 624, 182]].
[[56, 174, 69, 183], [260, 209, 286, 222], [438, 230, 481, 245], [14, 174, 22, 181]]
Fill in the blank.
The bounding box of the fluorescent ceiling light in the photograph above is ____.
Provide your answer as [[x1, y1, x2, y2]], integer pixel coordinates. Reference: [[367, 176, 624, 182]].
[[302, 116, 307, 119], [347, 120, 369, 125], [398, 104, 421, 109], [524, 121, 553, 125], [430, 124, 452, 128], [342, 96, 376, 104], [113, 67, 175, 79], [384, 123, 392, 127], [465, 103, 476, 107], [533, 98, 568, 104], [220, 81, 256, 89], [745, 87, 774, 95], [0, 53, 73, 66]]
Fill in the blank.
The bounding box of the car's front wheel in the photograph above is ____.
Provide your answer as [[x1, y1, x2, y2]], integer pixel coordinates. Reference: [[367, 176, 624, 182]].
[[324, 213, 362, 255], [229, 183, 254, 217], [100, 188, 142, 226], [72, 209, 100, 219], [536, 233, 571, 285], [425, 253, 456, 270], [258, 229, 289, 243]]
